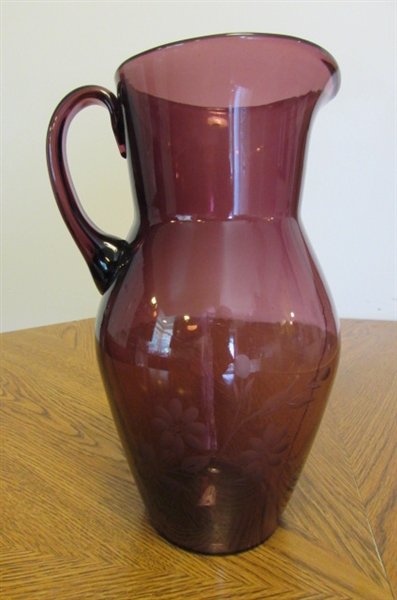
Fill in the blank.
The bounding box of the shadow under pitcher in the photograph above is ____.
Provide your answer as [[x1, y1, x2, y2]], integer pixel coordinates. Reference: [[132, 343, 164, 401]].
[[47, 33, 341, 555]]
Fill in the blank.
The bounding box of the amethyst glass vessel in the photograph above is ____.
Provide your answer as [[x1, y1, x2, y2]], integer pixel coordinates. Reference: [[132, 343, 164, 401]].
[[47, 33, 341, 554]]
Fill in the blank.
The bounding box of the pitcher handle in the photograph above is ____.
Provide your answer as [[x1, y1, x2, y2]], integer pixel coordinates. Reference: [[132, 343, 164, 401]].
[[46, 85, 130, 294]]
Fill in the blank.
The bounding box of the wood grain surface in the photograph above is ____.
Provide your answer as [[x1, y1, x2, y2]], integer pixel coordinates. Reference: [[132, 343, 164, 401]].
[[1, 318, 396, 599]]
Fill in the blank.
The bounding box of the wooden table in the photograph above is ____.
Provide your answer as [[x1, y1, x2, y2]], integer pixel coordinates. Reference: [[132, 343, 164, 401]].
[[1, 319, 396, 599]]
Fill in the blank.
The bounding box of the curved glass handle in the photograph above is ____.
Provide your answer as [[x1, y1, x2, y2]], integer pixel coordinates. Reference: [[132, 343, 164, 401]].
[[46, 85, 130, 294]]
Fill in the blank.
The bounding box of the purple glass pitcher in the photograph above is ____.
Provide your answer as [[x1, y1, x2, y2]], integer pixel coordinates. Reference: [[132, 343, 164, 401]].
[[47, 33, 341, 554]]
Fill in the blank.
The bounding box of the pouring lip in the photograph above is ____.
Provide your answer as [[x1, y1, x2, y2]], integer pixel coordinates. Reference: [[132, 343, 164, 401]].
[[117, 31, 339, 75]]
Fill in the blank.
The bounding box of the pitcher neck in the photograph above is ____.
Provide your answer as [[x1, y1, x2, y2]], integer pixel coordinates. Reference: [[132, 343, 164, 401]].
[[125, 90, 321, 223]]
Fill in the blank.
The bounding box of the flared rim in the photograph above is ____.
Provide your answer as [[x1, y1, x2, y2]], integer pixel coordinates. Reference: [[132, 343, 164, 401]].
[[116, 31, 340, 108], [117, 32, 339, 75]]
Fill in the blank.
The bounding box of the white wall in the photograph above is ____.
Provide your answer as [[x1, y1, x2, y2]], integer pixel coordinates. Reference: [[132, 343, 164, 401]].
[[2, 1, 396, 332]]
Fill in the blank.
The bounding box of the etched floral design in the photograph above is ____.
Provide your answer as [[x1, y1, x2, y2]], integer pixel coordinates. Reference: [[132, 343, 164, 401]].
[[152, 397, 207, 460], [241, 423, 289, 481]]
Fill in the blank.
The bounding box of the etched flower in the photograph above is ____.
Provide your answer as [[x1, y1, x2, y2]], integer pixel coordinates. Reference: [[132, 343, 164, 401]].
[[241, 423, 289, 480], [152, 398, 207, 460]]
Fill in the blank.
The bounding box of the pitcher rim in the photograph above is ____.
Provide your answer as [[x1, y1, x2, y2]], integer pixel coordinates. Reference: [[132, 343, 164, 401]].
[[116, 32, 339, 75]]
